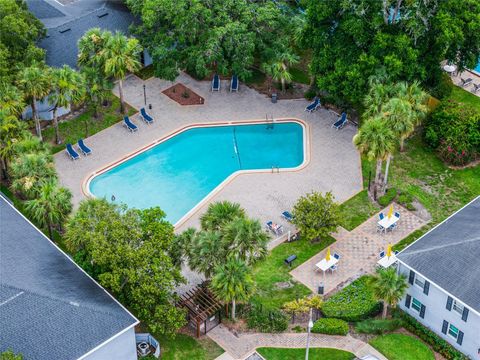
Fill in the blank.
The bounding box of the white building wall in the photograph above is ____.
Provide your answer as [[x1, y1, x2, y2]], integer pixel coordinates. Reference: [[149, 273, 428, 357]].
[[398, 263, 480, 359], [83, 327, 137, 360]]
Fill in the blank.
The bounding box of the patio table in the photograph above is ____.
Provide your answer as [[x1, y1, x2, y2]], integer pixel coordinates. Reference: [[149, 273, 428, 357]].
[[377, 254, 397, 268], [378, 216, 399, 232], [315, 257, 339, 272]]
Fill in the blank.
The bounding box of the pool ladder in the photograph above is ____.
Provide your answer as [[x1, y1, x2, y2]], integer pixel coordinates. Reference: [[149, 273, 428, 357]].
[[271, 166, 280, 173], [266, 114, 274, 129]]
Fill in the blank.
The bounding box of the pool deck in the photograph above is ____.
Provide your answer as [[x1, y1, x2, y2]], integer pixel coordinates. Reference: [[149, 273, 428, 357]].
[[55, 72, 363, 237]]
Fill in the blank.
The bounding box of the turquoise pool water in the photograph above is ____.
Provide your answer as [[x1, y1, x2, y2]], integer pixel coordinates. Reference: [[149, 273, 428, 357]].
[[89, 122, 304, 224]]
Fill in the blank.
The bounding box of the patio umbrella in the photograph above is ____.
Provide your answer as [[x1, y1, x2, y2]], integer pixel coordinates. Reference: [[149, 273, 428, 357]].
[[386, 244, 392, 258], [325, 247, 331, 261], [387, 204, 394, 219]]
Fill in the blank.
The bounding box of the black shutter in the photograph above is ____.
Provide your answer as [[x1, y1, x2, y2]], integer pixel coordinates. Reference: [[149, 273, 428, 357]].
[[457, 331, 464, 345], [408, 270, 415, 285], [419, 304, 426, 319], [423, 281, 430, 295], [441, 320, 448, 334], [405, 294, 411, 308], [461, 307, 469, 322], [446, 296, 453, 311]]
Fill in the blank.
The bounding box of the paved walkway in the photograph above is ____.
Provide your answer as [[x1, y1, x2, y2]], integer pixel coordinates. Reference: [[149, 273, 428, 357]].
[[290, 204, 426, 295], [209, 324, 387, 360], [55, 72, 362, 236]]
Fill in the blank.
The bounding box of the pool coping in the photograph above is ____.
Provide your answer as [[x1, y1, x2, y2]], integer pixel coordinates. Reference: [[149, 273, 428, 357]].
[[82, 118, 311, 228]]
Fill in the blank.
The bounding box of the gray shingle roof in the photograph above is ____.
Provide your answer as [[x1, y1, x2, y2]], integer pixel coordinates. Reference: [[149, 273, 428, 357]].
[[397, 196, 480, 313], [0, 196, 138, 360]]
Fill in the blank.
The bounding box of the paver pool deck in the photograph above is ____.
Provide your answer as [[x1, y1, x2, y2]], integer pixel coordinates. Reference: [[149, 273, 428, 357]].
[[54, 72, 363, 235]]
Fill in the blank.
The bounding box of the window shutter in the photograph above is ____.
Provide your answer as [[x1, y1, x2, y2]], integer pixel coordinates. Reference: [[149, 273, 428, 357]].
[[457, 331, 464, 345], [441, 320, 448, 334], [408, 270, 415, 285], [405, 294, 411, 308], [420, 304, 426, 319], [423, 281, 430, 295], [446, 296, 453, 311], [461, 307, 469, 322]]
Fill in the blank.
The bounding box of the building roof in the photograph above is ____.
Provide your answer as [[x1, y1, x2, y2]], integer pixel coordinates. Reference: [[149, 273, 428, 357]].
[[29, 0, 136, 68], [0, 195, 138, 360], [397, 196, 480, 314]]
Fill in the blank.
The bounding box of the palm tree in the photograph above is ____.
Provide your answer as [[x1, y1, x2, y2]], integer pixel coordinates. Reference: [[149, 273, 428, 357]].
[[396, 81, 429, 126], [210, 257, 254, 320], [100, 32, 142, 114], [49, 65, 85, 144], [382, 97, 414, 152], [222, 217, 269, 265], [0, 110, 27, 179], [200, 201, 246, 231], [81, 66, 113, 120], [353, 117, 396, 200], [77, 28, 109, 70], [10, 152, 56, 198], [24, 179, 73, 239], [363, 81, 392, 118], [369, 267, 408, 319], [17, 63, 51, 141], [0, 83, 25, 116], [262, 50, 299, 93], [188, 230, 225, 279]]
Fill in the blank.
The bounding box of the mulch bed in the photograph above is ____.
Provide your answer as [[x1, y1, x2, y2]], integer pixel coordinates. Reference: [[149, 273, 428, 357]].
[[162, 83, 205, 106]]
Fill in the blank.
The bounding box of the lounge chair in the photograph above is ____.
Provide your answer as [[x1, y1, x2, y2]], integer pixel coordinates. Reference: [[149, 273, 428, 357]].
[[332, 112, 347, 130], [230, 75, 239, 92], [282, 211, 293, 222], [305, 97, 321, 112], [461, 78, 473, 87], [266, 221, 283, 235], [77, 139, 91, 156], [211, 74, 220, 92], [140, 107, 154, 124], [123, 116, 138, 132], [66, 143, 79, 160], [472, 83, 480, 93]]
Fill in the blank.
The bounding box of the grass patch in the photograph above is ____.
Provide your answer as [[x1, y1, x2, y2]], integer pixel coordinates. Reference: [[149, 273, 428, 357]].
[[251, 236, 335, 309], [290, 67, 310, 85], [370, 334, 435, 360], [448, 86, 480, 107], [135, 65, 155, 80], [155, 334, 224, 360], [43, 94, 135, 153], [339, 190, 380, 230], [256, 347, 355, 360]]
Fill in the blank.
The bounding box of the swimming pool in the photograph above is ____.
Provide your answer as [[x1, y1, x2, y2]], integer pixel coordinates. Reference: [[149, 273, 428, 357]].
[[88, 121, 306, 225]]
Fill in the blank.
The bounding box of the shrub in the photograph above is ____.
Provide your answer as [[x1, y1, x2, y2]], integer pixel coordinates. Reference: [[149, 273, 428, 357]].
[[397, 192, 416, 211], [424, 100, 480, 165], [311, 318, 349, 335], [378, 188, 397, 207], [246, 306, 289, 333], [430, 73, 453, 100], [394, 310, 469, 360], [322, 276, 381, 321], [355, 318, 402, 334], [304, 87, 317, 100]]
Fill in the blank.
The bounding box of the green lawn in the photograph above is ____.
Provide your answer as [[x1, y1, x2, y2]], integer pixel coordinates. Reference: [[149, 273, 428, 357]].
[[43, 94, 135, 153], [370, 334, 435, 360], [290, 67, 310, 85], [251, 235, 335, 309], [156, 334, 224, 360], [339, 190, 380, 231], [449, 85, 480, 107], [135, 64, 155, 80], [256, 347, 355, 360]]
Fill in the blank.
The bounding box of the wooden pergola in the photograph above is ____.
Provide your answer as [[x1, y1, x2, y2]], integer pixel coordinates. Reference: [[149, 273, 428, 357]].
[[178, 283, 222, 338]]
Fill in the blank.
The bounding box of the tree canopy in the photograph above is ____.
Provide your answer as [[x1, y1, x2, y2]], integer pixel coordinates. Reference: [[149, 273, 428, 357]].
[[304, 0, 480, 107], [65, 199, 186, 335], [126, 0, 301, 80]]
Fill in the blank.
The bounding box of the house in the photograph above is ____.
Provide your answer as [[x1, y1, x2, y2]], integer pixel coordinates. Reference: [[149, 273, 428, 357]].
[[0, 195, 139, 360], [397, 196, 480, 359]]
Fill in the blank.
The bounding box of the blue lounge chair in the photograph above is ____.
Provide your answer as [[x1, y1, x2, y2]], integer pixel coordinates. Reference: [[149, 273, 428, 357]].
[[230, 75, 239, 92], [305, 97, 321, 112], [211, 74, 220, 92], [332, 112, 347, 130], [282, 211, 293, 222], [77, 139, 91, 156], [123, 116, 138, 132], [66, 143, 79, 160], [140, 108, 154, 124]]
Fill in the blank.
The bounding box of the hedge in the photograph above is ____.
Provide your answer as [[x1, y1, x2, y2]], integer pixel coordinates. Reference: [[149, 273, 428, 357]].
[[311, 318, 349, 335], [355, 318, 402, 335], [246, 305, 289, 333], [394, 310, 469, 360], [322, 276, 381, 321]]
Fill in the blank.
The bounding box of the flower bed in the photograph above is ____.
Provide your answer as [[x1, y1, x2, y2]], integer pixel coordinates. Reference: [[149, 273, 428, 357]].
[[162, 83, 205, 106]]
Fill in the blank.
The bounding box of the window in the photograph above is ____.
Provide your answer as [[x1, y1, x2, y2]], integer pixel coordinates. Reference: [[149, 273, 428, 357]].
[[412, 298, 422, 313], [448, 324, 459, 339], [452, 300, 464, 316], [414, 275, 425, 289]]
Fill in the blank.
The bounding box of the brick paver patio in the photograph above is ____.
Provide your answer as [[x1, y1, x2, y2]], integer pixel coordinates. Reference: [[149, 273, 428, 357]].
[[208, 324, 387, 360], [290, 204, 427, 295]]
